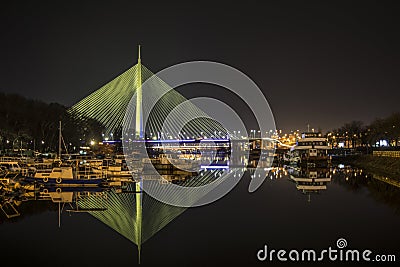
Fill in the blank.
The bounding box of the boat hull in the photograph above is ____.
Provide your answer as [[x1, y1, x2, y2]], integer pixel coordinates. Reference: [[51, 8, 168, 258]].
[[23, 177, 104, 186]]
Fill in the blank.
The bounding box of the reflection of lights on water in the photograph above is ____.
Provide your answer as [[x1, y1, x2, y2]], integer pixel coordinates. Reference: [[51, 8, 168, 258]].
[[200, 166, 229, 169], [346, 177, 349, 181]]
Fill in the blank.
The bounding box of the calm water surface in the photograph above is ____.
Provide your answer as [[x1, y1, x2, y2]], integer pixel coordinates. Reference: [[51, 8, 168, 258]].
[[1, 165, 399, 266]]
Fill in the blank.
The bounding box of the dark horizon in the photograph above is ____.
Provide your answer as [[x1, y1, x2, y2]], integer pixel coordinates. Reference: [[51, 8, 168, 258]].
[[1, 2, 399, 132]]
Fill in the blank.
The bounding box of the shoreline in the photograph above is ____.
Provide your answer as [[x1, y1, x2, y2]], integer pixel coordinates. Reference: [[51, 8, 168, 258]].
[[332, 154, 400, 181]]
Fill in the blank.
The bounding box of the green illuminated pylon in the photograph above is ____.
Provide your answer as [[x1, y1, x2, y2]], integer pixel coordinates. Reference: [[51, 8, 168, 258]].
[[135, 45, 143, 262], [135, 45, 143, 139], [68, 47, 227, 140]]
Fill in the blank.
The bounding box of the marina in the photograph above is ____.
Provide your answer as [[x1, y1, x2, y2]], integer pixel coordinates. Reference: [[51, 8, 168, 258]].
[[1, 2, 400, 265], [0, 64, 398, 264], [1, 158, 399, 265]]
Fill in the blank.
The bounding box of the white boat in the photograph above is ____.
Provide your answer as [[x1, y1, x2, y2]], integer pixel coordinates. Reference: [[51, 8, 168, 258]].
[[28, 163, 105, 187], [90, 157, 134, 178], [24, 121, 105, 187], [287, 132, 331, 167], [0, 161, 22, 174]]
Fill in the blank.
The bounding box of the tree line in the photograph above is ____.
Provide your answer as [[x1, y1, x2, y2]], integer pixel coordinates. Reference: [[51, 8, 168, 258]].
[[0, 92, 103, 155], [328, 112, 400, 148]]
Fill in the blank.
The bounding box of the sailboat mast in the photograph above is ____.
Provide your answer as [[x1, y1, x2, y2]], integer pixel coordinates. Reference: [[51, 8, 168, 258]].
[[59, 120, 62, 159]]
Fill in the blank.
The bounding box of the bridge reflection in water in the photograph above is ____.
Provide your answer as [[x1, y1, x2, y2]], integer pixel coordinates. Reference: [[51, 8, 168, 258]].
[[73, 163, 241, 263], [2, 160, 400, 264]]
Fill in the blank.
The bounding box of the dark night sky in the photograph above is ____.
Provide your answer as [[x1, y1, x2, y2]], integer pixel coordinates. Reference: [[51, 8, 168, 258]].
[[1, 1, 399, 132]]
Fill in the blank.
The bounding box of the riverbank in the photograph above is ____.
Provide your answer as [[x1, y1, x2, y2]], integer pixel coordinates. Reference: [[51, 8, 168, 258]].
[[333, 154, 400, 180]]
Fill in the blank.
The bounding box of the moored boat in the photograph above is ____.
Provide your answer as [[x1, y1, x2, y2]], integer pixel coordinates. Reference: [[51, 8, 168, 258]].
[[24, 162, 106, 186], [287, 132, 331, 168], [23, 121, 105, 187]]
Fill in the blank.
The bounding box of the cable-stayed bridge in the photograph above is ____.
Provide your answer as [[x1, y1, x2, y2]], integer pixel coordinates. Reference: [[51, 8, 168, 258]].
[[66, 47, 250, 263], [69, 46, 227, 140]]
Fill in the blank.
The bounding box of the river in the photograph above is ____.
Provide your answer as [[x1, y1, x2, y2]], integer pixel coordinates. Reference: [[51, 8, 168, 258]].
[[0, 164, 399, 266]]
